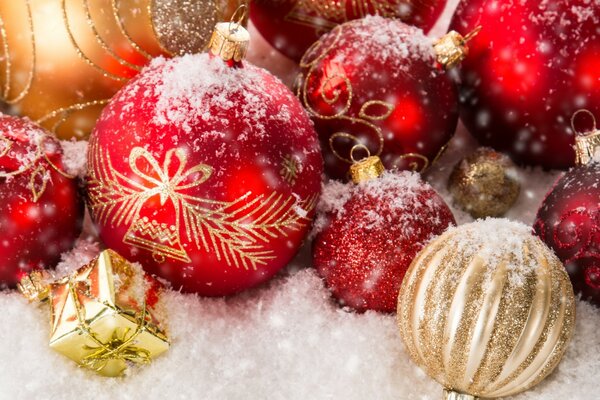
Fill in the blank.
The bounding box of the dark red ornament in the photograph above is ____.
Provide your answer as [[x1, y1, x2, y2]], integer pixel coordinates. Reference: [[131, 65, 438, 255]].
[[297, 16, 458, 180], [0, 114, 84, 288], [313, 163, 455, 313], [250, 0, 447, 62], [86, 28, 323, 297], [450, 0, 600, 169], [535, 113, 600, 306]]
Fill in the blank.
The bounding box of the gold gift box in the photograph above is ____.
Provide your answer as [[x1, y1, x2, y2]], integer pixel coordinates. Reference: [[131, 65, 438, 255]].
[[19, 250, 170, 377]]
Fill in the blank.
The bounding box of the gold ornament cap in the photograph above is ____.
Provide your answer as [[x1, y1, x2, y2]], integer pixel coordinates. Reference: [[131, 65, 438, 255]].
[[572, 110, 600, 165], [434, 26, 482, 69], [350, 156, 385, 184], [209, 6, 250, 62]]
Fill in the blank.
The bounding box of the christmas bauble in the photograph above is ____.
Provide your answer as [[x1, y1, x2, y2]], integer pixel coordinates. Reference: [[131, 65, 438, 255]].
[[450, 0, 600, 169], [313, 159, 455, 313], [86, 25, 323, 296], [535, 118, 600, 306], [0, 0, 242, 140], [250, 0, 447, 62], [398, 219, 576, 399], [297, 16, 458, 180], [0, 114, 84, 288], [448, 147, 520, 218]]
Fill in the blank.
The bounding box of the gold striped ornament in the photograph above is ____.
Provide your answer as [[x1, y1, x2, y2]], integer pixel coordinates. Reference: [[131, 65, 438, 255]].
[[0, 0, 243, 140], [397, 219, 576, 399]]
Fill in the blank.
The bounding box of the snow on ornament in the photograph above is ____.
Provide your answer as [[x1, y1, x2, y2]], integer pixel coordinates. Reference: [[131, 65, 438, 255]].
[[398, 219, 576, 399], [312, 152, 455, 313], [0, 114, 84, 288], [450, 0, 600, 169], [249, 0, 447, 62], [535, 110, 600, 306], [86, 18, 323, 297], [296, 16, 480, 180]]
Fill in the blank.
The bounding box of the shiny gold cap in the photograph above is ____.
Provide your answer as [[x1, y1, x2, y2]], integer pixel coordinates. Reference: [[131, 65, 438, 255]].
[[208, 6, 250, 63], [17, 270, 51, 303], [434, 26, 482, 69], [572, 110, 600, 165], [350, 156, 385, 184]]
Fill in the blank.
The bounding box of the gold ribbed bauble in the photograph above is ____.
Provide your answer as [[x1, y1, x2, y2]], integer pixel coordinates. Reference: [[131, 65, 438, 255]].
[[0, 0, 243, 140], [448, 147, 520, 219], [397, 219, 576, 400]]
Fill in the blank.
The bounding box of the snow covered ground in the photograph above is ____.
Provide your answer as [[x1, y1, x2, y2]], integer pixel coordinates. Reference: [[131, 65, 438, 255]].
[[1, 1, 599, 399]]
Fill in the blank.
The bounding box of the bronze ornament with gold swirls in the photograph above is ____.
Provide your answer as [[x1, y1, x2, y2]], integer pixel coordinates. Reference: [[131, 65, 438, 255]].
[[0, 0, 244, 140]]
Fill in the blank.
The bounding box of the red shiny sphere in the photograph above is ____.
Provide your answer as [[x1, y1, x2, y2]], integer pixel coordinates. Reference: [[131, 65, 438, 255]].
[[535, 162, 600, 306], [250, 0, 447, 62], [0, 115, 83, 288], [86, 54, 323, 296], [313, 172, 455, 312], [450, 0, 600, 169], [297, 16, 458, 180]]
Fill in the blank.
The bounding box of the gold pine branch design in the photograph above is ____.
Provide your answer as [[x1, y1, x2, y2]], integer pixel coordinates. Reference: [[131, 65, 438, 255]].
[[87, 140, 317, 270]]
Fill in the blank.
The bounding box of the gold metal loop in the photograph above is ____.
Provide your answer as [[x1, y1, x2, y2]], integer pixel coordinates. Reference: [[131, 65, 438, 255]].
[[350, 144, 371, 163], [464, 26, 482, 43], [228, 3, 247, 34], [571, 109, 597, 136]]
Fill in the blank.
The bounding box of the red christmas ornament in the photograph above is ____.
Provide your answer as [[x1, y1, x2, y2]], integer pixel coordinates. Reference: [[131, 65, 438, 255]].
[[250, 0, 447, 62], [86, 23, 323, 297], [313, 157, 455, 312], [0, 114, 83, 288], [297, 16, 460, 180], [450, 0, 600, 169], [535, 111, 600, 305]]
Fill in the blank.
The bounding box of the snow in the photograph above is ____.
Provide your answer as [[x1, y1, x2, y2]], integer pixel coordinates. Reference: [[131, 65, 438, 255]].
[[1, 1, 600, 399]]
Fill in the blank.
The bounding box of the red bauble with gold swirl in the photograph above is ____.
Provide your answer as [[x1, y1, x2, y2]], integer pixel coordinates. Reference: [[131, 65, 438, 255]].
[[297, 16, 458, 180], [450, 0, 600, 169], [0, 114, 84, 288], [250, 0, 447, 62], [86, 43, 323, 296], [535, 116, 600, 306]]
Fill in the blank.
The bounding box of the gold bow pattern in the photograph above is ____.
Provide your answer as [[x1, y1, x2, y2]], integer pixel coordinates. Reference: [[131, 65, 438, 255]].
[[81, 325, 152, 374], [87, 138, 317, 270]]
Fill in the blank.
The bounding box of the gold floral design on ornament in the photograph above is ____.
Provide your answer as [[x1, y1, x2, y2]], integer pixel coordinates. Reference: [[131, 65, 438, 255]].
[[0, 135, 74, 202], [286, 0, 407, 31], [87, 139, 317, 270], [296, 23, 444, 172], [280, 154, 300, 185]]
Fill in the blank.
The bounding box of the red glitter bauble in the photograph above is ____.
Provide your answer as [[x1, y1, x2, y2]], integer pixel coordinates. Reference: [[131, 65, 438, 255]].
[[535, 162, 600, 306], [313, 171, 455, 312], [250, 0, 447, 62], [0, 115, 84, 288], [297, 16, 458, 180], [86, 53, 323, 297], [450, 0, 600, 169]]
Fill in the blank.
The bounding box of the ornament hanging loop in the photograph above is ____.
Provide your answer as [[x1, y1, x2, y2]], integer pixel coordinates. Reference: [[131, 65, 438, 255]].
[[463, 26, 482, 43], [571, 109, 597, 136], [228, 3, 248, 34], [571, 109, 600, 165], [350, 143, 371, 163]]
